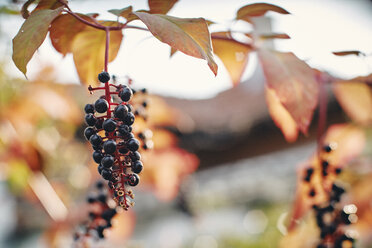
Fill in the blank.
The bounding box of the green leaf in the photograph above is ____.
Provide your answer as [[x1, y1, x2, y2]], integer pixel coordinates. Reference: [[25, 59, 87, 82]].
[[134, 12, 218, 75], [0, 6, 19, 15], [12, 7, 63, 76]]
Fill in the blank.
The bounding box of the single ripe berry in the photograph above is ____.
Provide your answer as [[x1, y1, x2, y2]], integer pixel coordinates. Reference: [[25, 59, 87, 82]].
[[126, 104, 133, 112], [142, 101, 148, 108], [89, 134, 103, 147], [118, 124, 130, 136], [95, 118, 104, 129], [93, 151, 104, 164], [114, 105, 128, 120], [101, 169, 112, 180], [127, 138, 139, 151], [97, 165, 104, 174], [98, 71, 110, 83], [85, 113, 97, 126], [101, 208, 117, 221], [103, 140, 117, 154], [95, 99, 109, 113], [118, 147, 129, 154], [97, 193, 107, 203], [84, 127, 96, 140], [141, 88, 147, 94], [101, 155, 114, 168], [96, 181, 104, 189], [131, 160, 143, 174], [124, 112, 135, 126], [119, 87, 133, 102], [87, 195, 96, 204], [130, 151, 141, 161], [323, 144, 332, 153], [103, 119, 117, 132], [84, 104, 95, 114], [128, 174, 139, 186]]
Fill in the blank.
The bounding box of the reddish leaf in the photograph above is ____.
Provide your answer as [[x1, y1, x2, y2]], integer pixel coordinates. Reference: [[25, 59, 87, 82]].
[[148, 0, 178, 14], [237, 3, 290, 21], [12, 7, 63, 76], [332, 50, 364, 56], [134, 12, 218, 75], [265, 86, 298, 142], [211, 32, 252, 86], [260, 33, 290, 40], [258, 49, 319, 138], [108, 6, 133, 19], [49, 14, 88, 56], [333, 77, 372, 126], [71, 24, 123, 85]]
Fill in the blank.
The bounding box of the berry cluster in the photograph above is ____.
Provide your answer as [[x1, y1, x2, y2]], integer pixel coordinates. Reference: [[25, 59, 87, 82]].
[[303, 144, 358, 248], [74, 181, 118, 241], [83, 72, 149, 210]]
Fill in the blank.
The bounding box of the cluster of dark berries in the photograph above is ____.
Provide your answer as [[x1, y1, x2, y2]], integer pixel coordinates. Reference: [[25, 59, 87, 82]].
[[74, 181, 118, 241], [83, 72, 149, 210], [303, 144, 358, 248]]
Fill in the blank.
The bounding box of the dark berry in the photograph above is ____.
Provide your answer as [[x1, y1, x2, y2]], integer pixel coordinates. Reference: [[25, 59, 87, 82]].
[[84, 127, 96, 140], [131, 160, 143, 174], [103, 119, 117, 132], [98, 165, 104, 174], [126, 104, 133, 112], [93, 145, 102, 151], [92, 151, 104, 164], [119, 87, 133, 102], [323, 144, 332, 153], [101, 208, 117, 221], [101, 169, 112, 180], [141, 88, 147, 94], [85, 113, 97, 126], [96, 225, 105, 239], [321, 160, 329, 168], [84, 104, 95, 114], [142, 101, 148, 108], [103, 140, 117, 154], [119, 147, 129, 154], [88, 212, 96, 219], [309, 189, 316, 197], [114, 104, 128, 120], [89, 134, 103, 147], [95, 118, 104, 129], [138, 132, 145, 140], [101, 155, 114, 168], [124, 112, 135, 126], [127, 138, 140, 151], [128, 174, 139, 186], [97, 193, 107, 203], [87, 195, 96, 204], [335, 168, 342, 174], [96, 181, 104, 189], [130, 151, 141, 161], [118, 124, 130, 134], [123, 132, 134, 141], [98, 71, 110, 83], [95, 99, 109, 113]]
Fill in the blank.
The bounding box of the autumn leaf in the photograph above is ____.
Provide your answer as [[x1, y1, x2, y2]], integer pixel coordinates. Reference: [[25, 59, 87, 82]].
[[265, 86, 298, 142], [237, 3, 289, 22], [148, 0, 178, 14], [108, 6, 133, 19], [12, 7, 63, 76], [332, 77, 372, 126], [258, 49, 319, 139], [211, 32, 252, 86], [49, 14, 88, 56], [332, 50, 364, 56], [34, 0, 65, 11], [71, 24, 123, 85], [21, 0, 36, 19], [260, 33, 290, 39], [134, 12, 218, 75]]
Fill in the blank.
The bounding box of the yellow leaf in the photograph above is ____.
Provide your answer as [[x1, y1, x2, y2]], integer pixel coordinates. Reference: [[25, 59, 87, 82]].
[[71, 24, 123, 85]]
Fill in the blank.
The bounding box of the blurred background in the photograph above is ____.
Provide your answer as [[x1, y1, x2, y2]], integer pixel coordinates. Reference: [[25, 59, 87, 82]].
[[0, 0, 372, 247]]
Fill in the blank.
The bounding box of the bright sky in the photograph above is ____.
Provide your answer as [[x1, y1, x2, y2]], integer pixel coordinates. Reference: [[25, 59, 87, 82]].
[[2, 0, 372, 99]]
